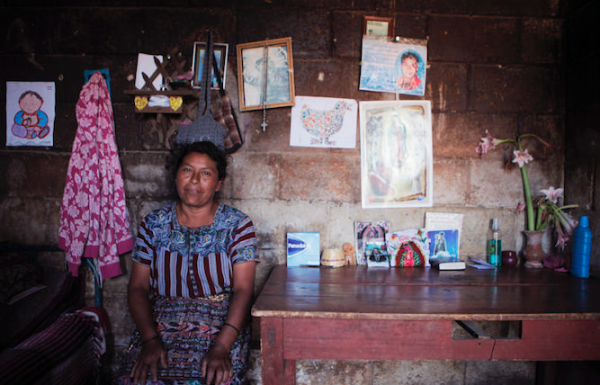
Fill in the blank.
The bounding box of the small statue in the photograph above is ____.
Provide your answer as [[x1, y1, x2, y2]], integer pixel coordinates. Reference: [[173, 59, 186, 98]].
[[342, 242, 355, 265]]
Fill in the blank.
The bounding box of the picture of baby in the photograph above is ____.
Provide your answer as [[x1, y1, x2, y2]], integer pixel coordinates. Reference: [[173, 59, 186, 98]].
[[12, 90, 50, 140]]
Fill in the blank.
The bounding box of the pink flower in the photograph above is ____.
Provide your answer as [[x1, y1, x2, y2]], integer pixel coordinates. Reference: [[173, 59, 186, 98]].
[[517, 202, 526, 213], [540, 186, 563, 204], [512, 149, 533, 168], [475, 130, 498, 155], [555, 231, 569, 250]]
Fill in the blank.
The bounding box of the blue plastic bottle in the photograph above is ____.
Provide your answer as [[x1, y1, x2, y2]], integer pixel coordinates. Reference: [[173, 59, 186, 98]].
[[571, 216, 592, 279]]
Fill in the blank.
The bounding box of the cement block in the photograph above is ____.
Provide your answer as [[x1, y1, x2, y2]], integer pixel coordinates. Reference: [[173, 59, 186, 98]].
[[1, 153, 69, 198], [394, 0, 470, 14], [427, 64, 468, 112], [332, 11, 363, 59], [428, 16, 474, 62], [429, 16, 519, 64], [296, 359, 372, 385], [121, 152, 172, 199], [237, 9, 330, 59], [228, 153, 278, 200], [469, 159, 525, 207], [240, 108, 293, 153], [373, 360, 465, 385], [143, 8, 236, 54], [472, 65, 562, 113], [295, 59, 362, 99], [465, 361, 535, 385], [433, 112, 518, 160], [0, 197, 52, 244], [522, 18, 563, 64], [433, 160, 469, 206], [471, 0, 560, 17], [278, 154, 360, 203]]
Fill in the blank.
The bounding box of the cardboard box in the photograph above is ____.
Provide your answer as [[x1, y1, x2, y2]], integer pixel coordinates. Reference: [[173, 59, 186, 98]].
[[287, 232, 320, 266]]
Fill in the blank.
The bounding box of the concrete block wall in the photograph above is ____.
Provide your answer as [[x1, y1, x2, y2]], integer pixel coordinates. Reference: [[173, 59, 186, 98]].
[[2, 1, 587, 383]]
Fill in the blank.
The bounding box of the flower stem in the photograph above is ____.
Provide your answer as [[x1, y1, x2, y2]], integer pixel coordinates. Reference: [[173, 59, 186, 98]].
[[521, 164, 535, 231]]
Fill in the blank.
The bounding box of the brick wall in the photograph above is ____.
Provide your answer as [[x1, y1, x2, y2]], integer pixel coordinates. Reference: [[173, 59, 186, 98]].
[[1, 1, 578, 383]]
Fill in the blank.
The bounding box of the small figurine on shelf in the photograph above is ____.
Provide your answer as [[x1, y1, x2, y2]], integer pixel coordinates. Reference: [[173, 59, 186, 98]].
[[342, 242, 355, 265]]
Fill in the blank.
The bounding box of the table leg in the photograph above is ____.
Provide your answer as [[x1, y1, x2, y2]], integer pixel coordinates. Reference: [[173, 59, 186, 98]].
[[260, 317, 296, 385]]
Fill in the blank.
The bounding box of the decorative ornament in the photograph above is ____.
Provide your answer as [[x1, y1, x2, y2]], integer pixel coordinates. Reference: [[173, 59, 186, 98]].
[[342, 242, 355, 265], [134, 96, 148, 110], [260, 43, 269, 131], [170, 96, 183, 111]]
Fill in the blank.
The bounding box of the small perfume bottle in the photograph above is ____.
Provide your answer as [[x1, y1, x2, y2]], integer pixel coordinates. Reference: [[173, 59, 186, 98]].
[[487, 218, 502, 267]]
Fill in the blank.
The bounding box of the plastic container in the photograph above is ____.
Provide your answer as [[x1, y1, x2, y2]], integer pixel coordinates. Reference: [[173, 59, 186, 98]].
[[571, 216, 592, 279], [487, 218, 502, 267]]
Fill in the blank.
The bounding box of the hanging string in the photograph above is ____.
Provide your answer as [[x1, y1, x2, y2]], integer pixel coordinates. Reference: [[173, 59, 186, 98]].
[[260, 43, 269, 131]]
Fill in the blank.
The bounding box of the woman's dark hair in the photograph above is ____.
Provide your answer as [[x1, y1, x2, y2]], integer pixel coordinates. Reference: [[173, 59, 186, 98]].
[[169, 141, 228, 181]]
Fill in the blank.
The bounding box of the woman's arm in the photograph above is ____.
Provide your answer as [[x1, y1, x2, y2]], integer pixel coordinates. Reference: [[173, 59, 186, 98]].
[[201, 260, 257, 385], [128, 261, 168, 385]]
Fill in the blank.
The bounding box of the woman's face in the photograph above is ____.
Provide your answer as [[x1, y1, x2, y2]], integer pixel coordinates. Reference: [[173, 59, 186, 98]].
[[175, 152, 222, 209]]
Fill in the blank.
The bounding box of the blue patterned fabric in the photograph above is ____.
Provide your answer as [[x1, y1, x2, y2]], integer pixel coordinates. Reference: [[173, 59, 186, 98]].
[[131, 203, 258, 297]]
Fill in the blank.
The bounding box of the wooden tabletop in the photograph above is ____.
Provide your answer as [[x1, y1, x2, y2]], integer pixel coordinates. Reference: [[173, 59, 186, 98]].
[[252, 265, 600, 321]]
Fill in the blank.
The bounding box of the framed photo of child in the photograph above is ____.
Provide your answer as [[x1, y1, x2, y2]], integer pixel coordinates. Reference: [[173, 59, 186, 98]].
[[359, 37, 427, 96]]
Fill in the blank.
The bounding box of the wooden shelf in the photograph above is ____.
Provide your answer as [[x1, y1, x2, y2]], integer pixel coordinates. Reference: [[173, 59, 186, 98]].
[[125, 89, 200, 114]]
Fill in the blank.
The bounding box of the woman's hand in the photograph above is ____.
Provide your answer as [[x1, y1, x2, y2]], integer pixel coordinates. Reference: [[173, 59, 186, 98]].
[[201, 341, 233, 385], [130, 338, 168, 385]]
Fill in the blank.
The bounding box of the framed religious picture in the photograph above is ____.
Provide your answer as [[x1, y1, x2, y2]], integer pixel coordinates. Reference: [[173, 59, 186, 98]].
[[363, 16, 394, 37], [236, 37, 295, 111], [192, 42, 228, 90], [359, 100, 433, 209]]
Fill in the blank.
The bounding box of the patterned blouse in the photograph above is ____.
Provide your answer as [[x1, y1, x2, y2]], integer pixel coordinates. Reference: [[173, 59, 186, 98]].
[[131, 203, 259, 297]]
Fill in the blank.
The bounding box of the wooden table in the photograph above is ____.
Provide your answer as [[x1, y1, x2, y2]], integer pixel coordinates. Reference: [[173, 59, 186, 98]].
[[251, 265, 600, 385]]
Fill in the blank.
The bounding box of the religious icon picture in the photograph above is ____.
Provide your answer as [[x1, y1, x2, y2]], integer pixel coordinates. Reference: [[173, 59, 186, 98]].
[[236, 37, 295, 111], [192, 42, 228, 90], [359, 100, 433, 208]]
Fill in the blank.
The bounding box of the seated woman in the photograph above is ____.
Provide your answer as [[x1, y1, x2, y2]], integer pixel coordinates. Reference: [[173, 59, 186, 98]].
[[116, 141, 259, 385]]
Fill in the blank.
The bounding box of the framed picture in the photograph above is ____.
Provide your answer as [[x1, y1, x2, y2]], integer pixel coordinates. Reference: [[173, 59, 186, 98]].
[[359, 100, 433, 209], [192, 42, 228, 90], [363, 16, 394, 37], [360, 37, 427, 96], [236, 37, 295, 111]]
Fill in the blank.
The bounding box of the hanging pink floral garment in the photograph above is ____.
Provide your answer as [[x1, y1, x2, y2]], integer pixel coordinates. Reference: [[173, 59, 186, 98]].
[[59, 72, 134, 279]]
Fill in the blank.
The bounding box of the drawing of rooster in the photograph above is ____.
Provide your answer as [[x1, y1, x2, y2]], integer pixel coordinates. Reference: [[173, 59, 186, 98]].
[[301, 101, 352, 145]]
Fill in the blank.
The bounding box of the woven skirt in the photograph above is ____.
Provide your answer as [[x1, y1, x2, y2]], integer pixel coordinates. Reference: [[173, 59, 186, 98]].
[[115, 294, 251, 385]]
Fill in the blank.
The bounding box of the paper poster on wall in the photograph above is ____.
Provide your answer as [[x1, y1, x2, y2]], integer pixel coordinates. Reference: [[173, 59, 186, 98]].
[[135, 53, 164, 90], [290, 96, 357, 148], [6, 81, 55, 147], [359, 37, 427, 96], [359, 100, 433, 208]]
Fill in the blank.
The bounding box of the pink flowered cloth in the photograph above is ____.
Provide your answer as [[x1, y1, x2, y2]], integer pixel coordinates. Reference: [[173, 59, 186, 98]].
[[59, 72, 134, 279]]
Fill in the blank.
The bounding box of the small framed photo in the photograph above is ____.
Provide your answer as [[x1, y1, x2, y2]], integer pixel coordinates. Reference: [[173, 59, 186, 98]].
[[192, 42, 228, 90], [363, 16, 394, 37], [236, 37, 295, 111]]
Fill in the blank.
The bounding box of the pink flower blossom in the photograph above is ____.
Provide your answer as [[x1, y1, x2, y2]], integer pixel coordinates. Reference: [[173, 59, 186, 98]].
[[540, 186, 563, 204], [475, 130, 498, 155], [517, 202, 526, 213], [512, 149, 533, 168]]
